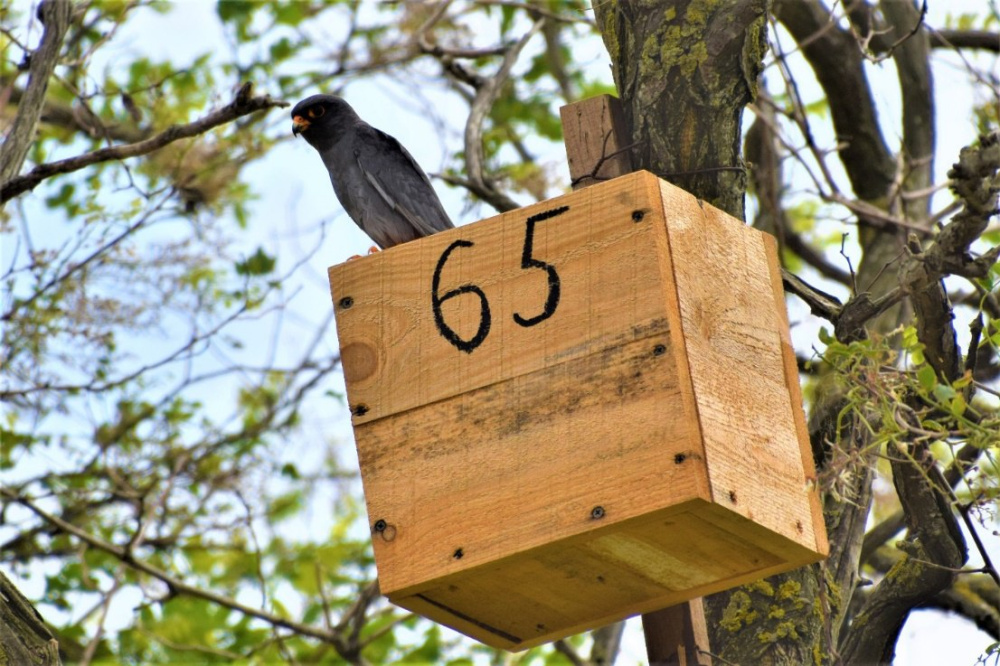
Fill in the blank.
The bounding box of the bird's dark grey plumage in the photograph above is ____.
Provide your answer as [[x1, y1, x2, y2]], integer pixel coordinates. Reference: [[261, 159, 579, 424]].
[[291, 94, 453, 249]]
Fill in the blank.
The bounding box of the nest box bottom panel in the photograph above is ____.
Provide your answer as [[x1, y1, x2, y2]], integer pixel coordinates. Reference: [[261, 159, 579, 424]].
[[328, 171, 828, 651], [391, 500, 819, 650]]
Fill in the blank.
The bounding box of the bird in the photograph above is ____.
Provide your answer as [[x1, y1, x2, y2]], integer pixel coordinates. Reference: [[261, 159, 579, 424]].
[[291, 94, 454, 249]]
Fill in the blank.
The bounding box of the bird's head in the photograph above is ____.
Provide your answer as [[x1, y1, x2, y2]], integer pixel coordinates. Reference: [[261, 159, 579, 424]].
[[291, 94, 359, 151]]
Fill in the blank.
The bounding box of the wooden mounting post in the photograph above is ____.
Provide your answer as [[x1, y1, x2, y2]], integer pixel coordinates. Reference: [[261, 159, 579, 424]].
[[560, 94, 712, 666]]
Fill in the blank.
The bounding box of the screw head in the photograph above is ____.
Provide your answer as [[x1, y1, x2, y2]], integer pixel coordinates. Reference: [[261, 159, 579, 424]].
[[591, 506, 605, 520], [373, 519, 387, 532], [339, 296, 354, 309], [631, 210, 645, 222]]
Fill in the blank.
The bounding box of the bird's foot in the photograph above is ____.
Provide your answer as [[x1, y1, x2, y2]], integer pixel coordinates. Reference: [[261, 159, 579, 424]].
[[346, 246, 381, 261]]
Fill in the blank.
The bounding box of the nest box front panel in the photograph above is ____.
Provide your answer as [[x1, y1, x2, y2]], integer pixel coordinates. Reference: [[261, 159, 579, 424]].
[[328, 173, 712, 592], [328, 173, 682, 424]]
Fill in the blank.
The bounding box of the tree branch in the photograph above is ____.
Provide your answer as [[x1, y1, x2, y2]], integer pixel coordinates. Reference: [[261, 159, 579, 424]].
[[1, 83, 288, 204], [1, 78, 151, 144], [0, 487, 347, 650], [462, 19, 542, 212], [774, 0, 896, 202], [0, 0, 73, 184], [839, 444, 967, 663], [930, 29, 1000, 53], [0, 569, 62, 666], [900, 131, 1000, 379]]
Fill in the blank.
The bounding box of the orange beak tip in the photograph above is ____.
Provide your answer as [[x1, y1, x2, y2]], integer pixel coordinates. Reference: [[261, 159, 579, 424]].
[[291, 115, 309, 136]]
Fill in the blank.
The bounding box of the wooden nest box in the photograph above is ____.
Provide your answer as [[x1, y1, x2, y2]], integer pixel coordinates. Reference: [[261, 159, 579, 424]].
[[327, 171, 828, 651]]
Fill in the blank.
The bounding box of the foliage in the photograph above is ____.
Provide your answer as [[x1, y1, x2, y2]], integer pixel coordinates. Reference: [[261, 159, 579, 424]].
[[2, 0, 604, 663], [1, 0, 998, 664]]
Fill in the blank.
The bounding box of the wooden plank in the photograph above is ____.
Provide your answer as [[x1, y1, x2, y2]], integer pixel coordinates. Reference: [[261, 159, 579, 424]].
[[560, 95, 633, 190], [762, 236, 830, 556], [328, 171, 666, 424], [392, 499, 822, 651], [359, 331, 707, 595], [657, 181, 824, 554], [642, 600, 711, 666]]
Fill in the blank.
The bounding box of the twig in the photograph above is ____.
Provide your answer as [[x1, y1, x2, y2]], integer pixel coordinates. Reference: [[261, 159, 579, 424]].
[[840, 233, 858, 293], [958, 500, 1000, 587]]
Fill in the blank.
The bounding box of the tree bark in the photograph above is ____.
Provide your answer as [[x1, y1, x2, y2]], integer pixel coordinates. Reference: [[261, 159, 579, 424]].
[[0, 569, 62, 666], [0, 0, 72, 185], [594, 0, 769, 220]]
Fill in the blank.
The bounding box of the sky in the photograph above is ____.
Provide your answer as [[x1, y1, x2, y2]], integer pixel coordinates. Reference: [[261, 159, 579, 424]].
[[3, 1, 999, 664]]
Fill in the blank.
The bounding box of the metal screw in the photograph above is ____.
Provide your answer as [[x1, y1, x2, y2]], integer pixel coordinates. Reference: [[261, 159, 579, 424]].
[[653, 344, 667, 356], [631, 210, 645, 222], [453, 548, 464, 559], [674, 453, 687, 464], [339, 296, 354, 309], [352, 403, 369, 417], [591, 506, 605, 520], [373, 519, 387, 532]]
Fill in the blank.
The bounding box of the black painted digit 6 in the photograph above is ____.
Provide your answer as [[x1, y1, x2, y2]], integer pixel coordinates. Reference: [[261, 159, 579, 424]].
[[513, 206, 567, 327], [432, 240, 491, 354]]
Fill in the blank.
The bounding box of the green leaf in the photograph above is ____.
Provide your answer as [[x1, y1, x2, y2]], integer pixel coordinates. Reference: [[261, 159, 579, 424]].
[[916, 364, 937, 391], [235, 247, 276, 276]]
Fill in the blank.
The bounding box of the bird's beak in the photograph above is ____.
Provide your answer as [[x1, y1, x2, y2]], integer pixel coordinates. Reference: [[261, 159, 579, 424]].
[[292, 115, 310, 136]]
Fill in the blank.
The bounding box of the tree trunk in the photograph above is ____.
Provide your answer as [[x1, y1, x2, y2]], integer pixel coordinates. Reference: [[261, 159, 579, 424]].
[[593, 2, 833, 664], [594, 0, 769, 220], [594, 1, 975, 664]]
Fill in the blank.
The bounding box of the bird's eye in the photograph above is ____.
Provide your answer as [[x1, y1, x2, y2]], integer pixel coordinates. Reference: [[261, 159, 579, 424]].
[[308, 106, 325, 119]]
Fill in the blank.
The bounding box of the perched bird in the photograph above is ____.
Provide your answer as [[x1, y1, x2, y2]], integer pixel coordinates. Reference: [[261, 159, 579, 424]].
[[291, 94, 453, 249]]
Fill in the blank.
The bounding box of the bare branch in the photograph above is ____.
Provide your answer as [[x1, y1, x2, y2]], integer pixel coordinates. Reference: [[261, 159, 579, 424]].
[[930, 29, 1000, 53], [774, 0, 896, 202], [0, 0, 73, 183], [462, 19, 543, 212]]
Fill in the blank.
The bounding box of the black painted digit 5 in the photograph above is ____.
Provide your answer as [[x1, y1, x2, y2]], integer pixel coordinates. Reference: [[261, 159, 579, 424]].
[[513, 206, 567, 327], [432, 240, 491, 354]]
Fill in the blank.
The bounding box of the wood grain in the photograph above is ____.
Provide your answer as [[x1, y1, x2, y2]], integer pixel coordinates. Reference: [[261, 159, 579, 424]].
[[329, 172, 666, 423], [658, 181, 826, 556], [560, 95, 633, 190], [360, 332, 706, 596], [392, 500, 820, 650]]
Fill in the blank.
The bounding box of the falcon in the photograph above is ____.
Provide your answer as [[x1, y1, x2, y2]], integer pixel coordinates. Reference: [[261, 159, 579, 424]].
[[291, 94, 454, 249]]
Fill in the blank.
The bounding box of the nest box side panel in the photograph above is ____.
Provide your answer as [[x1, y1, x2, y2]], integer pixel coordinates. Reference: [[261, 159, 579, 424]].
[[327, 172, 675, 425], [657, 181, 827, 558], [761, 235, 829, 556]]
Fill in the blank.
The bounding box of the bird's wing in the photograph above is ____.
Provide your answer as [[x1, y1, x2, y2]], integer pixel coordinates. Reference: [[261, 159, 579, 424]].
[[353, 126, 454, 237]]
